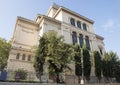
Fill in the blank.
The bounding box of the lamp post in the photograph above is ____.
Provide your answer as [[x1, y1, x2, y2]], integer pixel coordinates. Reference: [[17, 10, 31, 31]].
[[81, 50, 84, 84]]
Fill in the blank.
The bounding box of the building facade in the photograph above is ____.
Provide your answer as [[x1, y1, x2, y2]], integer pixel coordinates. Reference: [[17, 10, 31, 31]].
[[7, 3, 105, 81]]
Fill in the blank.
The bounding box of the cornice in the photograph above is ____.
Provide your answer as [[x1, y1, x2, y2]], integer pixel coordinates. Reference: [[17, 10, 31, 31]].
[[53, 7, 94, 24], [46, 3, 60, 16], [11, 46, 35, 53], [38, 15, 61, 25], [43, 15, 61, 24], [17, 16, 38, 25], [9, 59, 33, 63], [35, 14, 43, 21], [95, 34, 104, 40], [14, 41, 34, 47]]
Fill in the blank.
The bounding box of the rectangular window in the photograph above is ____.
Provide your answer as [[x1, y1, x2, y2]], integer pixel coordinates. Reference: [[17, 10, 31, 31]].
[[72, 32, 77, 45], [28, 55, 31, 61], [22, 54, 26, 60], [70, 18, 75, 26], [83, 23, 87, 31], [79, 34, 83, 48], [85, 36, 90, 50], [77, 21, 81, 28], [100, 49, 103, 55], [16, 53, 20, 60]]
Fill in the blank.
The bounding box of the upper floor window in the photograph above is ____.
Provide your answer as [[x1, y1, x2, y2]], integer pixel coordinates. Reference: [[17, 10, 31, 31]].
[[99, 48, 103, 55], [28, 55, 31, 61], [85, 36, 90, 50], [83, 23, 87, 31], [77, 21, 81, 28], [22, 54, 26, 60], [79, 34, 84, 48], [16, 53, 20, 60], [72, 32, 77, 45], [70, 18, 75, 26]]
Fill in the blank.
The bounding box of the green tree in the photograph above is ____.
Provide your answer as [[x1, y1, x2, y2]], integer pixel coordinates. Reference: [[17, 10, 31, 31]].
[[115, 60, 120, 82], [102, 51, 119, 82], [0, 38, 11, 70], [82, 45, 91, 82], [34, 31, 73, 83], [46, 31, 73, 83], [93, 51, 102, 83], [109, 51, 118, 82], [102, 52, 109, 82], [74, 44, 82, 83], [34, 34, 48, 81]]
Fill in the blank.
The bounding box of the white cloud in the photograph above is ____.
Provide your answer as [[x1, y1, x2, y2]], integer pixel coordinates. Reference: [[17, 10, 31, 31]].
[[102, 19, 115, 32]]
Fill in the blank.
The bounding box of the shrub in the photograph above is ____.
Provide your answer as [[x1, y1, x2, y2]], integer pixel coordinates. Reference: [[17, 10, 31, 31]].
[[14, 69, 27, 81]]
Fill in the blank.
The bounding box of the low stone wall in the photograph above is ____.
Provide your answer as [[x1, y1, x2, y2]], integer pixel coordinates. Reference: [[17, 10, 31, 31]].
[[0, 82, 120, 85], [0, 82, 63, 85]]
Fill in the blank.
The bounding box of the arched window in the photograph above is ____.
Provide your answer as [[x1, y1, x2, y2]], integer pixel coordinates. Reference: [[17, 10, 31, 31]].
[[72, 32, 77, 45], [79, 34, 84, 48], [77, 21, 81, 28], [100, 49, 103, 55], [70, 18, 75, 26], [83, 23, 87, 31], [28, 55, 31, 61], [22, 54, 26, 60], [16, 53, 20, 60], [85, 36, 91, 50]]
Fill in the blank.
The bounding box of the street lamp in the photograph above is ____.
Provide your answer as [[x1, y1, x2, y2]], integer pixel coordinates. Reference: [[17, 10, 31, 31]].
[[81, 50, 84, 84]]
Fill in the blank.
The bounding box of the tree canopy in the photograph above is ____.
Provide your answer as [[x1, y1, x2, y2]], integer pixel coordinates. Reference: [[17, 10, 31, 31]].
[[93, 51, 102, 83], [34, 31, 73, 83], [0, 38, 11, 70], [102, 51, 119, 82], [82, 45, 91, 82], [73, 44, 82, 83]]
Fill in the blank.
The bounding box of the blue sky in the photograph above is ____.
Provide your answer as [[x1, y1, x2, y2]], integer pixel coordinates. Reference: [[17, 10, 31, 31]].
[[0, 0, 120, 57]]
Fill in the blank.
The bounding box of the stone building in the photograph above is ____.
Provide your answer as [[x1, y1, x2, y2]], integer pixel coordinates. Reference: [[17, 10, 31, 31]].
[[7, 3, 105, 81]]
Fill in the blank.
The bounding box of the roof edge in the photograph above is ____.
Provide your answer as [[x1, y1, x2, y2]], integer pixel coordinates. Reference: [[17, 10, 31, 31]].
[[17, 16, 38, 25], [53, 6, 94, 24], [96, 34, 104, 40]]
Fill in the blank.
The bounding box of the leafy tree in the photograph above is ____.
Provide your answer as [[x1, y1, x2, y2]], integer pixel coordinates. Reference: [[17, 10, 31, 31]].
[[0, 38, 11, 70], [108, 51, 118, 82], [102, 51, 119, 82], [14, 69, 27, 81], [34, 34, 48, 81], [46, 31, 73, 83], [115, 60, 120, 82], [82, 45, 91, 82], [73, 44, 82, 83], [34, 31, 73, 83], [102, 52, 109, 82], [93, 51, 102, 83]]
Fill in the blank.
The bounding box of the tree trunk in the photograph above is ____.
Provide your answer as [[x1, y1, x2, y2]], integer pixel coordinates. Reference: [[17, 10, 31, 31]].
[[56, 73, 60, 83], [78, 76, 80, 83], [98, 79, 100, 83]]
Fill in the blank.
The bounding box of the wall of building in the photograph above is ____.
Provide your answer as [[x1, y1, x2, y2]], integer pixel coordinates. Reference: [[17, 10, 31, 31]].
[[42, 19, 61, 36], [61, 10, 94, 33], [47, 8, 58, 18], [12, 20, 38, 49], [7, 19, 39, 81], [6, 4, 105, 82], [55, 11, 63, 21], [7, 49, 34, 71]]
